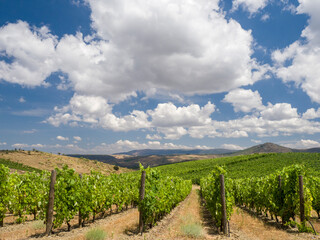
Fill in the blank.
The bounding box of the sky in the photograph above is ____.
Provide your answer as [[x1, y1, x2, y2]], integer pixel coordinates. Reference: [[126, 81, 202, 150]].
[[1, 0, 320, 154]]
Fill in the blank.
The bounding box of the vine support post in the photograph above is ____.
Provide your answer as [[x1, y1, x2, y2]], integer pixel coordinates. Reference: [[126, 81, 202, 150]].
[[139, 170, 146, 235], [220, 174, 227, 235], [46, 169, 56, 236], [299, 175, 305, 223], [78, 173, 82, 228]]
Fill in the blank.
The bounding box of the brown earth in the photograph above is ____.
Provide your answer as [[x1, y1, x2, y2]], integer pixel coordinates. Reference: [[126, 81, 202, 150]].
[[1, 186, 319, 240], [0, 150, 132, 175]]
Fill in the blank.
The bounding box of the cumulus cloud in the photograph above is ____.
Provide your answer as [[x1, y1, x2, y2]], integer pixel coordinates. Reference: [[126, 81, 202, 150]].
[[148, 102, 215, 127], [303, 108, 320, 119], [56, 136, 69, 141], [0, 21, 58, 87], [19, 97, 26, 103], [260, 103, 299, 120], [283, 139, 320, 149], [47, 92, 320, 140], [232, 0, 269, 14], [223, 88, 264, 113], [0, 0, 269, 102], [221, 144, 244, 150], [146, 134, 162, 140], [272, 0, 320, 104], [47, 94, 150, 131], [0, 142, 7, 146]]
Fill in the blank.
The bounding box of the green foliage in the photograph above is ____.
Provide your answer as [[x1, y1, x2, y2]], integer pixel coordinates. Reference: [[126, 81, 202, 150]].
[[139, 165, 192, 228], [0, 158, 41, 173], [156, 153, 320, 183], [232, 165, 313, 225], [85, 228, 107, 240], [0, 165, 10, 225], [200, 166, 234, 228]]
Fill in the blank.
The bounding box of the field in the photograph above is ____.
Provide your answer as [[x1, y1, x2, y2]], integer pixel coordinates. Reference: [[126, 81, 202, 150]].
[[155, 152, 320, 183], [1, 151, 320, 240]]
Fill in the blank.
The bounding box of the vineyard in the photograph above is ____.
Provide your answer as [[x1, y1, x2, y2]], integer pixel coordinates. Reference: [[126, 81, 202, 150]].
[[200, 164, 320, 234], [1, 152, 320, 239], [156, 152, 320, 183], [0, 163, 191, 237]]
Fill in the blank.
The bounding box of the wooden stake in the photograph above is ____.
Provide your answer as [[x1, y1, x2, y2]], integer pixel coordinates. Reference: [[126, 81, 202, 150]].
[[46, 170, 56, 236], [220, 174, 227, 235], [299, 175, 305, 223], [79, 173, 82, 228], [139, 171, 146, 235]]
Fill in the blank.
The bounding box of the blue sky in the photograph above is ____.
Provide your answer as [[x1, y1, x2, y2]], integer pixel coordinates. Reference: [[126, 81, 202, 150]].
[[1, 0, 320, 154]]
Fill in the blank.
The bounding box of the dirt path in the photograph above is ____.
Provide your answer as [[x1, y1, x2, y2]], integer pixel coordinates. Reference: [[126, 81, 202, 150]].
[[1, 186, 320, 240], [230, 207, 320, 240]]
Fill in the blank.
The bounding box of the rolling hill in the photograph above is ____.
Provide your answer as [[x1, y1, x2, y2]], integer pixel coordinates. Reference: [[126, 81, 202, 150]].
[[0, 150, 131, 174]]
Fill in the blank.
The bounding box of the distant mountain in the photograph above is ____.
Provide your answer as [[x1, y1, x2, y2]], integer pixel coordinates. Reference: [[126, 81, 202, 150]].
[[115, 148, 235, 156], [68, 143, 320, 170], [233, 142, 293, 155]]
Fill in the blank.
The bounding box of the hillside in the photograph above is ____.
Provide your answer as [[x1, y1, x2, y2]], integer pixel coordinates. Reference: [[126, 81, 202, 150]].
[[0, 150, 131, 175], [70, 153, 220, 169], [156, 152, 320, 184], [231, 142, 293, 155], [115, 148, 235, 156]]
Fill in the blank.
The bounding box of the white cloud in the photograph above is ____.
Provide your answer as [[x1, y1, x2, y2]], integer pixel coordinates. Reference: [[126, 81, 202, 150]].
[[223, 88, 264, 113], [0, 21, 58, 87], [260, 103, 299, 121], [157, 127, 188, 140], [12, 143, 45, 148], [47, 94, 151, 131], [272, 0, 320, 104], [0, 142, 7, 146], [221, 144, 244, 150], [261, 13, 270, 21], [73, 136, 82, 141], [146, 134, 162, 140], [303, 108, 320, 119], [283, 139, 320, 149], [19, 97, 26, 103], [0, 0, 268, 102], [92, 139, 211, 154], [148, 102, 215, 127], [232, 0, 269, 14], [56, 136, 69, 141], [12, 108, 49, 117]]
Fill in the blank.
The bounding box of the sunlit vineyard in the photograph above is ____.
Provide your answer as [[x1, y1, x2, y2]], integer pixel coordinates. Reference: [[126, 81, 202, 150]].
[[156, 152, 320, 183]]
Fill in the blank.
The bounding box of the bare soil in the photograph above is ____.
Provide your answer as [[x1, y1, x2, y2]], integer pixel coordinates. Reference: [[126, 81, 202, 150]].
[[1, 186, 319, 240]]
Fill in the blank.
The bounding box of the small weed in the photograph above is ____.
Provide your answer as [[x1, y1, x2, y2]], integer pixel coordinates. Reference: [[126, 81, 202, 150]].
[[181, 223, 203, 238], [32, 220, 45, 230], [85, 228, 107, 240]]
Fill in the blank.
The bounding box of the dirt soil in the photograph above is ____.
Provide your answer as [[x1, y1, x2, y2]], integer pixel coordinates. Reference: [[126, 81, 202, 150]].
[[1, 185, 320, 240], [0, 150, 131, 175]]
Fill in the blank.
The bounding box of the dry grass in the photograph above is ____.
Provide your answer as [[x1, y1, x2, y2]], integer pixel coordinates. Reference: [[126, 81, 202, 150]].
[[0, 150, 132, 175]]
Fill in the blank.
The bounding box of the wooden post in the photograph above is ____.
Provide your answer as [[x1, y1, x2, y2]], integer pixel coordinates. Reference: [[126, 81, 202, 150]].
[[220, 174, 227, 235], [78, 173, 82, 228], [299, 175, 305, 223], [278, 175, 282, 189], [46, 170, 56, 236], [139, 171, 146, 235]]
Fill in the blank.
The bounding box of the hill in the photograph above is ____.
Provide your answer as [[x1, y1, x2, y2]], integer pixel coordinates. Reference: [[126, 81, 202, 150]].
[[115, 148, 235, 156], [232, 142, 293, 155], [0, 150, 131, 175], [155, 152, 320, 184]]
